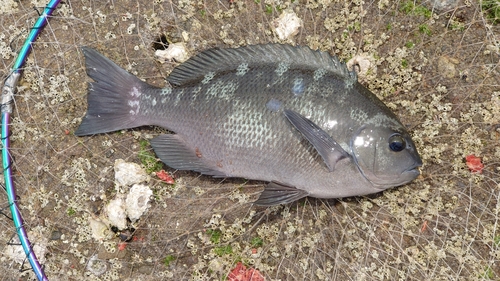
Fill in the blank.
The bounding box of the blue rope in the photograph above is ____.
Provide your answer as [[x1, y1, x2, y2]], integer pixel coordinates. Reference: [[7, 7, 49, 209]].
[[1, 1, 61, 280]]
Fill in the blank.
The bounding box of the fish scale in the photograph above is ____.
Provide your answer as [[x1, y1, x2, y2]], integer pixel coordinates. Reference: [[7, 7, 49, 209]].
[[154, 69, 321, 175], [76, 44, 422, 205]]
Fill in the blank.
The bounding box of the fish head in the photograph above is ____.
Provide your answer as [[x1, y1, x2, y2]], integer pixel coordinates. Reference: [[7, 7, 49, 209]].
[[350, 125, 422, 189]]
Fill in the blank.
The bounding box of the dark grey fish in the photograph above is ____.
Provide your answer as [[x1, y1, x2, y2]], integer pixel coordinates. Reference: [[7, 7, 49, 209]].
[[76, 44, 422, 206]]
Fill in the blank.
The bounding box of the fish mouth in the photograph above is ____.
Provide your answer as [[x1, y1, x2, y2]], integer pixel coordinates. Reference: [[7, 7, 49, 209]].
[[400, 160, 422, 182], [365, 160, 422, 190], [406, 159, 423, 174], [403, 167, 420, 178]]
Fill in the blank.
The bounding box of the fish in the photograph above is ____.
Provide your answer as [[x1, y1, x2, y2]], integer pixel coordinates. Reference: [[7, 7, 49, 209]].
[[75, 44, 422, 206]]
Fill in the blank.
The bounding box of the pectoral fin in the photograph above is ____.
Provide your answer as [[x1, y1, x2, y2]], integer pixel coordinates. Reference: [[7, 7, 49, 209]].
[[253, 182, 309, 206], [284, 109, 349, 172]]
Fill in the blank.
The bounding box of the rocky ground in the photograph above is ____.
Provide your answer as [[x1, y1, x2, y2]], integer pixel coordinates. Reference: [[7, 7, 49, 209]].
[[0, 0, 499, 280]]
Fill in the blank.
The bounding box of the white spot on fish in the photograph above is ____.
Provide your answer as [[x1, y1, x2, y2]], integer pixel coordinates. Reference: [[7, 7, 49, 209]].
[[152, 98, 157, 106], [128, 100, 140, 115], [292, 78, 305, 97], [275, 62, 290, 77], [340, 142, 350, 152], [206, 80, 236, 101], [160, 88, 172, 96], [130, 86, 141, 98], [354, 136, 374, 148], [220, 104, 274, 149], [354, 136, 364, 147], [173, 90, 183, 107], [366, 113, 400, 127], [266, 98, 282, 112], [192, 86, 202, 94], [236, 63, 249, 76], [324, 119, 338, 130], [202, 71, 215, 84], [161, 98, 167, 104], [345, 74, 355, 89], [313, 68, 327, 81], [350, 108, 368, 123]]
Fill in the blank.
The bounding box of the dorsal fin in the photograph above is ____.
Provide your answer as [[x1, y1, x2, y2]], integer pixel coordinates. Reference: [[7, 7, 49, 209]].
[[167, 44, 356, 86]]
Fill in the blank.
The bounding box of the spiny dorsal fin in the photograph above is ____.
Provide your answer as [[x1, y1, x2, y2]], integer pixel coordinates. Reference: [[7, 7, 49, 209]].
[[167, 44, 356, 86]]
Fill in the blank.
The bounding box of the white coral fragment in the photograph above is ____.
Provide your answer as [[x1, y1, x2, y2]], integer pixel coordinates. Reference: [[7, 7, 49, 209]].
[[273, 11, 302, 40], [89, 217, 112, 241], [105, 195, 127, 230], [4, 231, 47, 265], [107, 161, 152, 230], [155, 42, 189, 63], [114, 159, 149, 187], [347, 54, 376, 81], [125, 184, 153, 222]]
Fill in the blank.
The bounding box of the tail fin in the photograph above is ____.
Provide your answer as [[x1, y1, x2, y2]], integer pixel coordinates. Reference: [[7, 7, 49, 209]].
[[75, 47, 157, 136]]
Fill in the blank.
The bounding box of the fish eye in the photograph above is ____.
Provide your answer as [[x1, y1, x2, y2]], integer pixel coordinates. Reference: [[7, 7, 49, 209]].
[[388, 134, 406, 152]]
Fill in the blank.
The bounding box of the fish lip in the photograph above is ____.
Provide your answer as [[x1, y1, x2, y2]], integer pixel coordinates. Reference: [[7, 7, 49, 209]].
[[404, 167, 420, 177], [407, 159, 423, 174], [369, 160, 422, 190], [403, 162, 422, 177]]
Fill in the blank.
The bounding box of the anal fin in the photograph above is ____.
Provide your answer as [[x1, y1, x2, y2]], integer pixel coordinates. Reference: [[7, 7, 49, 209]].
[[253, 182, 309, 206], [149, 134, 226, 177]]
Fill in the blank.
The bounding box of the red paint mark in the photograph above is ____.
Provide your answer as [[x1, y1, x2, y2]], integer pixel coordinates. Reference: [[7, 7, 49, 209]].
[[251, 248, 257, 254], [228, 262, 264, 281], [195, 147, 202, 158], [117, 241, 127, 251], [64, 129, 70, 135], [132, 236, 145, 242], [465, 154, 484, 173], [156, 170, 175, 184]]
